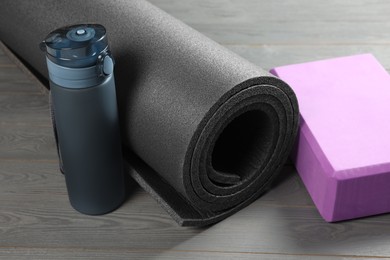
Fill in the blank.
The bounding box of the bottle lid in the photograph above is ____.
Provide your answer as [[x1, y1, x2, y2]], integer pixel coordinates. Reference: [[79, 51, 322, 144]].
[[40, 24, 108, 68]]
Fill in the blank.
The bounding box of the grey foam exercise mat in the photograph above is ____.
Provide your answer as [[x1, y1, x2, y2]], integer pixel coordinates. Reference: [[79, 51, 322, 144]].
[[0, 0, 299, 226]]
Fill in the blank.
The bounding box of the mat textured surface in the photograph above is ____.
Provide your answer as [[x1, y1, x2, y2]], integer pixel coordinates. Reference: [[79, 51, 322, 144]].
[[271, 54, 390, 222], [0, 0, 299, 226]]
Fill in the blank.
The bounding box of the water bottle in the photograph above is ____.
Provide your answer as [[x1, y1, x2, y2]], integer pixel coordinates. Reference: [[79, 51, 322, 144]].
[[40, 24, 125, 215]]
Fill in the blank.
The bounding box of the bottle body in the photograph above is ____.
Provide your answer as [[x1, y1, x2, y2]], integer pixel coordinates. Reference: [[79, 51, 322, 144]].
[[50, 75, 125, 215], [41, 23, 125, 215]]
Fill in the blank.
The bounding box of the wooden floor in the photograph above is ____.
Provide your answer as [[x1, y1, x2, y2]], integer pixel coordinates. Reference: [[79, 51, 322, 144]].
[[2, 0, 390, 259]]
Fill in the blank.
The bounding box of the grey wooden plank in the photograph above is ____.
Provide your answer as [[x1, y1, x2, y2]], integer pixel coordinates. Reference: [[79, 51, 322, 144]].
[[192, 21, 390, 45], [0, 66, 35, 84], [0, 93, 50, 125], [0, 125, 57, 160], [150, 251, 388, 260], [0, 48, 13, 64], [0, 46, 42, 93], [150, 0, 390, 45], [0, 248, 383, 260], [0, 81, 43, 94], [150, 0, 390, 23], [260, 166, 315, 207], [0, 42, 48, 95], [168, 203, 390, 257], [0, 160, 64, 195], [0, 191, 197, 249], [226, 44, 390, 71], [2, 187, 390, 257]]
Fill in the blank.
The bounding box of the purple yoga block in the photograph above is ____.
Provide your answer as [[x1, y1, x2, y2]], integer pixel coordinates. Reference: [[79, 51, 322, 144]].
[[270, 54, 390, 222]]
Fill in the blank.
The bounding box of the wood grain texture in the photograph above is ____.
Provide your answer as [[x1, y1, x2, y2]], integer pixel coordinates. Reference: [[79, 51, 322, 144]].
[[149, 0, 390, 24], [227, 45, 390, 71], [0, 94, 50, 125], [0, 41, 49, 95], [2, 0, 390, 259], [0, 125, 57, 160], [0, 66, 33, 85], [2, 249, 385, 260], [148, 0, 390, 45]]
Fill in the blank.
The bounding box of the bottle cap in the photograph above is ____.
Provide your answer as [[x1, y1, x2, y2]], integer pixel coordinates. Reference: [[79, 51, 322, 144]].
[[40, 24, 108, 68]]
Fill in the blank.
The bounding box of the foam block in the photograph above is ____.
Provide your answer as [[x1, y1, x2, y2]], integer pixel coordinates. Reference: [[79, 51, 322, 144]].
[[0, 0, 299, 226], [271, 54, 390, 222]]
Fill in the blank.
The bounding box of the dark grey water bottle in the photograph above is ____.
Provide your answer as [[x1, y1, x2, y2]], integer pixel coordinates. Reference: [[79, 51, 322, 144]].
[[40, 24, 125, 215]]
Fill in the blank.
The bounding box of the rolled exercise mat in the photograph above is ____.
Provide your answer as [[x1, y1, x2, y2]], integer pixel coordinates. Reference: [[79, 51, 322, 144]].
[[271, 54, 390, 222], [0, 0, 299, 226]]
